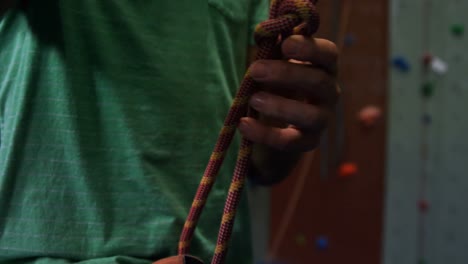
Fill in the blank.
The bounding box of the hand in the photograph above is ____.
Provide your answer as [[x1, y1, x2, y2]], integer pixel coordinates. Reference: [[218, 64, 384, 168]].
[[239, 35, 340, 152]]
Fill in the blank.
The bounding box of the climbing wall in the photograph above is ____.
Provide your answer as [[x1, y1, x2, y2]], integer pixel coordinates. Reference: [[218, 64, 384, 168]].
[[384, 0, 468, 264]]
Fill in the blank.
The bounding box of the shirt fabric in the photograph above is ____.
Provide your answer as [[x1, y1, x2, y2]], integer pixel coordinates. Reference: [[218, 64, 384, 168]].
[[0, 0, 268, 263]]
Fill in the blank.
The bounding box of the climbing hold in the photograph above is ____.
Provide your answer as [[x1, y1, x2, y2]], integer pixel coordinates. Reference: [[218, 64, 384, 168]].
[[418, 199, 429, 213], [451, 24, 464, 37], [418, 259, 427, 264], [344, 33, 356, 47], [295, 233, 307, 246], [422, 114, 432, 125], [358, 105, 382, 127], [421, 82, 435, 98], [316, 236, 329, 250], [430, 56, 448, 75], [392, 56, 410, 72], [338, 162, 358, 178], [422, 52, 432, 67]]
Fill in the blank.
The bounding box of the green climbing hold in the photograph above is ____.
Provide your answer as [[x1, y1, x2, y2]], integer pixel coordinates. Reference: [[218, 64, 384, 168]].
[[418, 259, 427, 264], [295, 233, 307, 246], [451, 24, 464, 37], [422, 82, 435, 98]]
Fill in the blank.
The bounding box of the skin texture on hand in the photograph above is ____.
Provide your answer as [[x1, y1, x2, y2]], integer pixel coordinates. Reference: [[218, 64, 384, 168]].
[[241, 35, 339, 185]]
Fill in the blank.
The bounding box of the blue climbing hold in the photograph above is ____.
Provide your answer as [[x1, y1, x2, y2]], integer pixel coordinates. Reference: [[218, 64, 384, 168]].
[[392, 56, 411, 72], [422, 114, 432, 125], [344, 33, 356, 47], [316, 236, 329, 250]]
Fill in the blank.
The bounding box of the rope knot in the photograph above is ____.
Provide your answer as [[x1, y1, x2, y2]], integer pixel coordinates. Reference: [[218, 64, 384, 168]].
[[254, 0, 320, 46]]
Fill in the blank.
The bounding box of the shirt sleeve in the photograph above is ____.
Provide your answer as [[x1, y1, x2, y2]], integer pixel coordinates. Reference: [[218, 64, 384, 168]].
[[248, 0, 269, 46]]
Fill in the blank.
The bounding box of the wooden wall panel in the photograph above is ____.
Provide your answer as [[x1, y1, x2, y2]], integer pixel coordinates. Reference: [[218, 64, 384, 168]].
[[270, 1, 388, 263]]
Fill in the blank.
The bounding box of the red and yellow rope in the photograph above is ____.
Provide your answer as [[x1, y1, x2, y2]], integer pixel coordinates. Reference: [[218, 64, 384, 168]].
[[177, 1, 320, 263]]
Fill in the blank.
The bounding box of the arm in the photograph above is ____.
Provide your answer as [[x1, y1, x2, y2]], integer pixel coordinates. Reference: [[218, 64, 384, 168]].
[[242, 36, 339, 185]]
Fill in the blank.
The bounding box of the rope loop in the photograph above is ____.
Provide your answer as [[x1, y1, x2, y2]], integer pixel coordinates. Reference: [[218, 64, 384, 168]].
[[254, 0, 320, 46]]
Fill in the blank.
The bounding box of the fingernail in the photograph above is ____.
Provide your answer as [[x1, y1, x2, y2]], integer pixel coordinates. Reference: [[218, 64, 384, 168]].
[[250, 61, 269, 79], [250, 93, 267, 110]]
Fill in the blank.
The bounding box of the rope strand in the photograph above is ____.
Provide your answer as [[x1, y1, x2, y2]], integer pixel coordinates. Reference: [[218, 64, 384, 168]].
[[178, 1, 320, 263]]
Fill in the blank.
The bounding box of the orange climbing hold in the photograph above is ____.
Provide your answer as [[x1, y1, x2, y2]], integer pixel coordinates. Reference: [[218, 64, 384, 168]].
[[339, 162, 358, 178]]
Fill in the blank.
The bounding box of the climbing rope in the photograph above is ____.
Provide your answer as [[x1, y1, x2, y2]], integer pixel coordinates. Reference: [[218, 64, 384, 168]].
[[177, 1, 320, 263]]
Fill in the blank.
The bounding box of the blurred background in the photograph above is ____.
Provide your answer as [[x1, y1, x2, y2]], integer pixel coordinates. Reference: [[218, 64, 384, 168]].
[[250, 0, 468, 263]]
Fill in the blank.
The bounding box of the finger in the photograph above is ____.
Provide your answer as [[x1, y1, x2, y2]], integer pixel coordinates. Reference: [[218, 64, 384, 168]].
[[238, 117, 320, 152], [249, 92, 327, 132], [249, 60, 338, 105], [282, 36, 338, 73]]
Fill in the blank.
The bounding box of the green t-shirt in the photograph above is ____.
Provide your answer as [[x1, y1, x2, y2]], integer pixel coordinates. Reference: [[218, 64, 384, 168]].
[[0, 1, 268, 263]]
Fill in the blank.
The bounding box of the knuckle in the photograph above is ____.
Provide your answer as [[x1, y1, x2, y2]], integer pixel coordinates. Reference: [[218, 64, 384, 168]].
[[328, 41, 339, 62], [320, 38, 339, 61], [331, 83, 341, 104], [316, 71, 331, 88], [275, 61, 293, 81], [265, 131, 287, 151], [316, 111, 330, 130], [303, 108, 328, 133], [302, 106, 319, 126], [323, 80, 339, 105], [272, 97, 289, 118]]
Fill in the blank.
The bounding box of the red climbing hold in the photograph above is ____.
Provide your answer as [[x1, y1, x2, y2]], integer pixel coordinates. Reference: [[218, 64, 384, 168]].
[[422, 52, 433, 67], [419, 200, 429, 213], [339, 162, 358, 178]]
